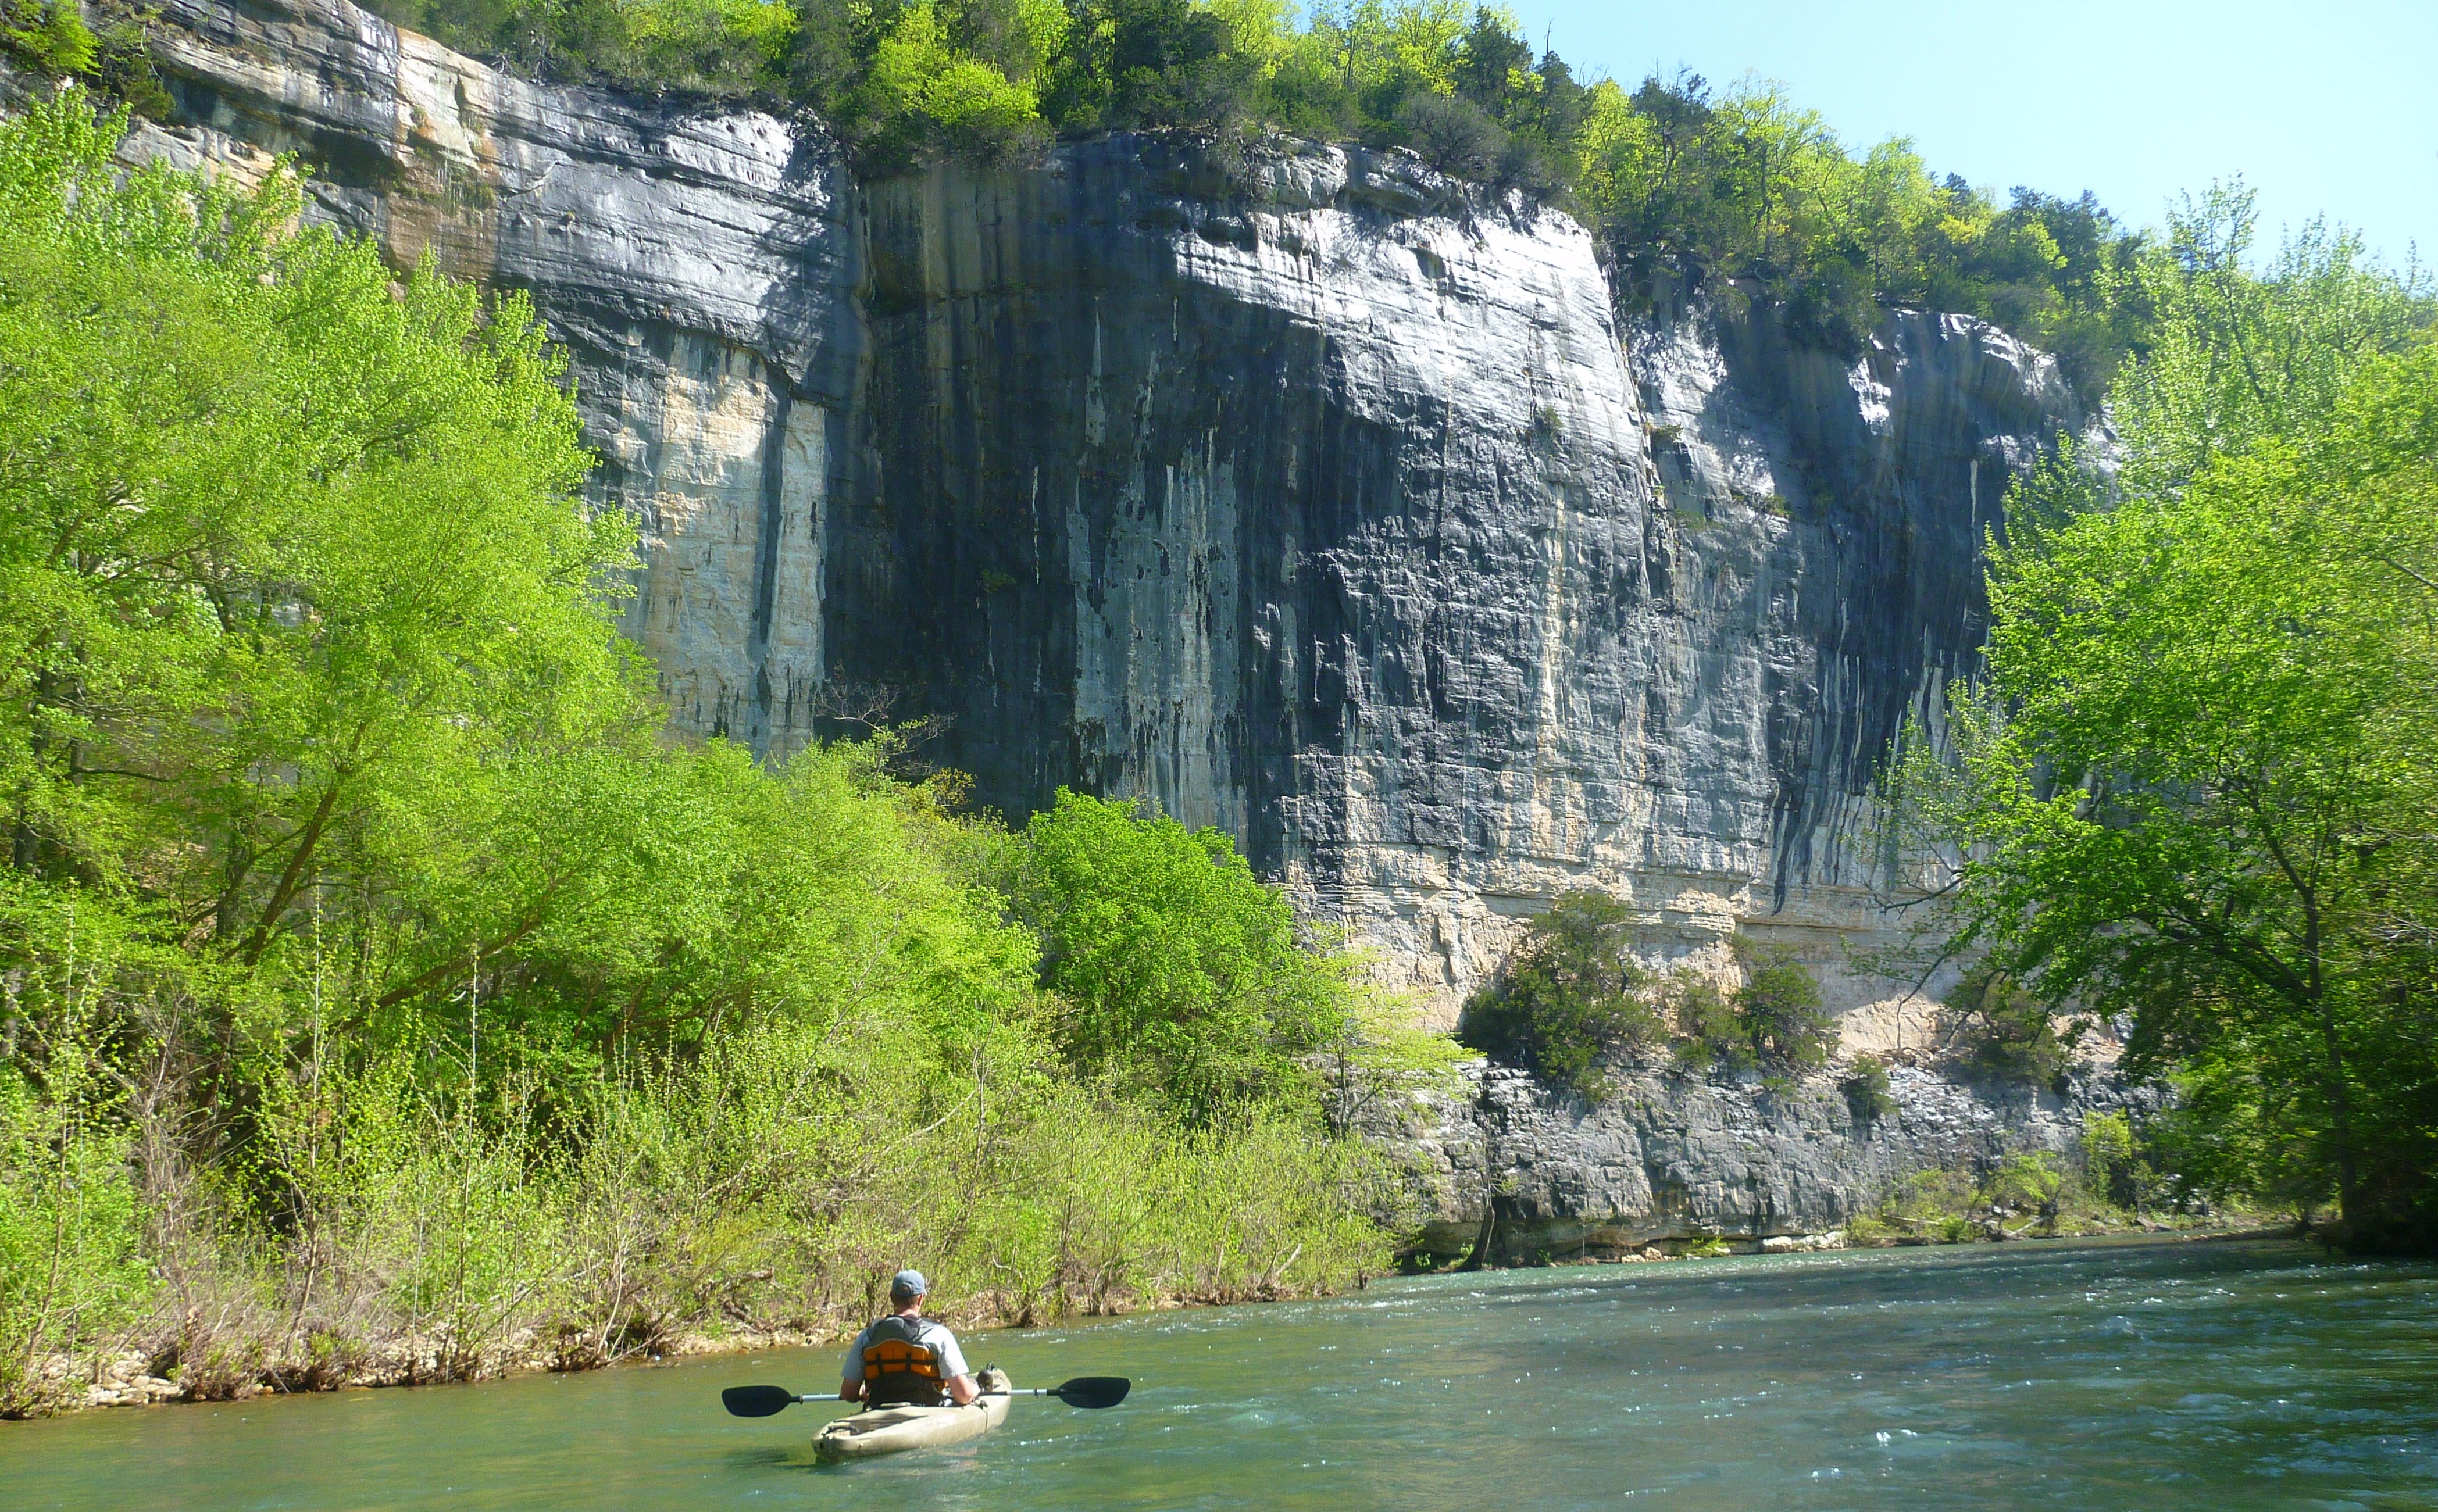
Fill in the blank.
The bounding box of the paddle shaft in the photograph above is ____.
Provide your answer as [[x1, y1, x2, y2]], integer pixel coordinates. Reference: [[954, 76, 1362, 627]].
[[724, 1374, 1129, 1417]]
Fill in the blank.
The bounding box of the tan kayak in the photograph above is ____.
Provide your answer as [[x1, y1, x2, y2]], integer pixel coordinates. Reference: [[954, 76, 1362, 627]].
[[814, 1368, 1012, 1464]]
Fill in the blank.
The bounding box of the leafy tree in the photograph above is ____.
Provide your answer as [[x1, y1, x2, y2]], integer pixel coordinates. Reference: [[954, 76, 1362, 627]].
[[1666, 971, 1745, 1073], [0, 91, 626, 967], [2108, 183, 2433, 501], [1317, 966, 1467, 1139], [1908, 229, 2438, 1244], [1011, 789, 1351, 1124], [1457, 891, 1664, 1098], [1735, 945, 1834, 1070], [1669, 943, 1833, 1074], [1941, 962, 2076, 1089]]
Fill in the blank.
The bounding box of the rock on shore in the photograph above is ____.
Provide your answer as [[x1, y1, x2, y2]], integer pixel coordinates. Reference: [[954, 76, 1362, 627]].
[[1377, 1059, 2153, 1263]]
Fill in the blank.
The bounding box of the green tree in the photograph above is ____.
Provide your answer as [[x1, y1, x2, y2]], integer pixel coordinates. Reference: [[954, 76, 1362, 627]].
[[0, 93, 627, 965], [1912, 326, 2438, 1245], [1012, 789, 1351, 1124], [1734, 945, 1834, 1071], [1665, 941, 1832, 1076], [1942, 961, 2076, 1089], [1458, 891, 1664, 1098]]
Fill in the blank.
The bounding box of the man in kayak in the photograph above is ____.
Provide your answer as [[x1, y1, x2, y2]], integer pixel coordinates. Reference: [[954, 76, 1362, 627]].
[[840, 1270, 981, 1407]]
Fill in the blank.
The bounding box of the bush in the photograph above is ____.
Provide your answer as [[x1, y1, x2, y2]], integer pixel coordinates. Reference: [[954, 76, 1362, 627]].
[[1841, 1055, 1897, 1125], [1010, 789, 1354, 1127], [1672, 942, 1833, 1075], [1458, 892, 1665, 1099], [1737, 946, 1835, 1070], [1668, 973, 1745, 1073], [0, 931, 158, 1416], [1944, 963, 2077, 1089]]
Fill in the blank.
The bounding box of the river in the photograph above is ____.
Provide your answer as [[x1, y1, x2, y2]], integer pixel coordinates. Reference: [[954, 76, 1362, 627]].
[[5, 1237, 2434, 1510]]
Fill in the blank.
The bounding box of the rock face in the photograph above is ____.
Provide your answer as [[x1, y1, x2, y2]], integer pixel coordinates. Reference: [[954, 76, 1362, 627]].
[[101, 0, 2109, 1236], [1383, 1062, 2151, 1261]]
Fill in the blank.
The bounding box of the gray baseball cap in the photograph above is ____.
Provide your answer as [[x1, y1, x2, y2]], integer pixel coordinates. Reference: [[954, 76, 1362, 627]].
[[890, 1269, 928, 1298]]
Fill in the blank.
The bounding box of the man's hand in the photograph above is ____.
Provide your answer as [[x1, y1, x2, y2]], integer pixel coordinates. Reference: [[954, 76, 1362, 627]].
[[946, 1373, 980, 1406], [838, 1379, 863, 1403]]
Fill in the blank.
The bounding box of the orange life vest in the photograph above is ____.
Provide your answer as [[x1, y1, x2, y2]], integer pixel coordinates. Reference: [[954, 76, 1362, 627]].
[[861, 1316, 947, 1407]]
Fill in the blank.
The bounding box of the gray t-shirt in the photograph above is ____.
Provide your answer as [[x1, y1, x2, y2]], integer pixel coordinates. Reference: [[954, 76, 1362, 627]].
[[843, 1315, 969, 1387]]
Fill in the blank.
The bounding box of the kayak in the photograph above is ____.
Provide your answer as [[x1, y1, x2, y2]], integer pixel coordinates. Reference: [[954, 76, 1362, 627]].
[[815, 1367, 1012, 1464]]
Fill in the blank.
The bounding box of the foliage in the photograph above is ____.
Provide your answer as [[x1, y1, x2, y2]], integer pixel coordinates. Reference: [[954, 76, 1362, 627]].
[[2079, 1109, 2167, 1214], [1734, 945, 1834, 1070], [307, 0, 2146, 385], [1666, 972, 1744, 1073], [1457, 891, 1664, 1099], [1010, 789, 1354, 1125], [1, 0, 95, 76], [0, 95, 1406, 1409], [1576, 73, 2148, 380], [2107, 185, 2435, 502], [0, 990, 154, 1416], [1840, 1054, 1896, 1125], [1318, 966, 1469, 1139], [1904, 187, 2438, 1249], [1463, 902, 1837, 1096], [1854, 1154, 2104, 1245], [1941, 962, 2076, 1089], [1672, 944, 1833, 1075]]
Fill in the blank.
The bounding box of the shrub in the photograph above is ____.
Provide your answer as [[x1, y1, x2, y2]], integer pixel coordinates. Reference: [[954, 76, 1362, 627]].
[[1841, 1055, 1897, 1125], [1737, 946, 1835, 1070], [1670, 942, 1833, 1075], [1669, 973, 1747, 1073], [1944, 963, 2077, 1089], [1985, 1151, 2066, 1219], [0, 983, 155, 1416], [1011, 789, 1354, 1127], [1457, 892, 1665, 1100]]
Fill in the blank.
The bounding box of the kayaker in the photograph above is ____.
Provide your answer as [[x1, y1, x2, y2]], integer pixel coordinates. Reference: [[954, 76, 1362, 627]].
[[840, 1270, 980, 1408]]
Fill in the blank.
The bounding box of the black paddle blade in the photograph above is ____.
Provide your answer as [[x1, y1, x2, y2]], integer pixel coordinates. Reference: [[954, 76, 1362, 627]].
[[722, 1385, 799, 1418], [1049, 1376, 1130, 1409]]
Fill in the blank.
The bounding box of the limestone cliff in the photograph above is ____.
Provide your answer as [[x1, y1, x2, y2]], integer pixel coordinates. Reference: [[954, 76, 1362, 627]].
[[1383, 1062, 2153, 1261], [93, 0, 2111, 1243]]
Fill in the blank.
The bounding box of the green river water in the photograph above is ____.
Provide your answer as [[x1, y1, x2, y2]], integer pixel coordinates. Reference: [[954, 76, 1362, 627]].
[[5, 1237, 2435, 1511]]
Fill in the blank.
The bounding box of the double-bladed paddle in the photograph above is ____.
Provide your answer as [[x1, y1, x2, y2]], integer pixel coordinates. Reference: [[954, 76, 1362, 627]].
[[722, 1376, 1130, 1417]]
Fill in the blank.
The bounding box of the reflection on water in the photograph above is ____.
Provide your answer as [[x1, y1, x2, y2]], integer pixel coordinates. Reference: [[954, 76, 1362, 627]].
[[4, 1237, 2435, 1510]]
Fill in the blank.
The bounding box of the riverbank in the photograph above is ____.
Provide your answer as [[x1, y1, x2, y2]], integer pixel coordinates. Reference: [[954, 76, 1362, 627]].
[[40, 1281, 1339, 1413]]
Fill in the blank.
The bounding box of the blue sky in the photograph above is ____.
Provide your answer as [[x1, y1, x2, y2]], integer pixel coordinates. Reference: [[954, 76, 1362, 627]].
[[1499, 0, 2436, 268]]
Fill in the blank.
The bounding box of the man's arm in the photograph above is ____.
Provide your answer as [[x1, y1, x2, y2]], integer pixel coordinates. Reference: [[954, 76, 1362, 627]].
[[936, 1328, 980, 1404], [840, 1327, 868, 1402]]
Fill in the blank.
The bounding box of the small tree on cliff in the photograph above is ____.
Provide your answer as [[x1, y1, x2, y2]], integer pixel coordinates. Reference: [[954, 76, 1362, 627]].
[[1458, 892, 1665, 1099]]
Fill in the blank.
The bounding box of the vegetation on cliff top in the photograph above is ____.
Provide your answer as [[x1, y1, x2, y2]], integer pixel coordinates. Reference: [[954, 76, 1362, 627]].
[[0, 94, 1430, 1416], [1, 0, 2151, 389]]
